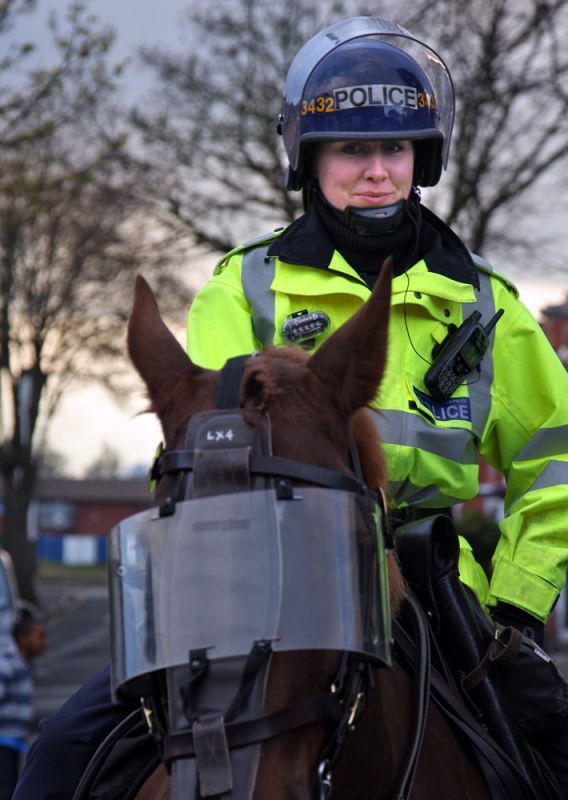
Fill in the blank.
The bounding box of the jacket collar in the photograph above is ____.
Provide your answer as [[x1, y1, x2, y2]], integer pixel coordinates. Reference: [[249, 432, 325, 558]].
[[267, 203, 479, 290]]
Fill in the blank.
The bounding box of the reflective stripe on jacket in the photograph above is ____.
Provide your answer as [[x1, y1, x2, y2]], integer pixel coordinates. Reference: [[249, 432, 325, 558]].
[[187, 230, 568, 622]]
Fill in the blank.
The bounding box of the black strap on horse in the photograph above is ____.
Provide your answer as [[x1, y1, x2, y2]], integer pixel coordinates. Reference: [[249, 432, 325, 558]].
[[215, 354, 251, 408], [71, 708, 160, 800], [393, 618, 557, 800], [390, 592, 432, 800], [394, 513, 562, 800], [161, 692, 344, 764], [152, 353, 379, 501], [155, 448, 372, 497]]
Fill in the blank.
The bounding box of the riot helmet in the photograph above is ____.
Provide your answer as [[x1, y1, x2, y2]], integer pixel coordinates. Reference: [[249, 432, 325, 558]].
[[279, 17, 454, 191]]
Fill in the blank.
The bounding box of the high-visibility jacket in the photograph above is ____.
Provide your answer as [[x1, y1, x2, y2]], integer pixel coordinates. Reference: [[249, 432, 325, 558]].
[[186, 206, 568, 623]]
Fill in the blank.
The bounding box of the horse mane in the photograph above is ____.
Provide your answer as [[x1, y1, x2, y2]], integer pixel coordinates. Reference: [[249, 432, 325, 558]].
[[351, 408, 385, 491], [351, 408, 405, 613]]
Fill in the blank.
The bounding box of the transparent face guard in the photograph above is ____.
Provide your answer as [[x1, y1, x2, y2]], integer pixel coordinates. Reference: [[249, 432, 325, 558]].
[[109, 488, 391, 696], [282, 16, 454, 173]]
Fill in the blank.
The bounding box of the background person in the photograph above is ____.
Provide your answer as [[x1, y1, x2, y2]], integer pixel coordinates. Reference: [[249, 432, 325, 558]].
[[0, 608, 47, 800]]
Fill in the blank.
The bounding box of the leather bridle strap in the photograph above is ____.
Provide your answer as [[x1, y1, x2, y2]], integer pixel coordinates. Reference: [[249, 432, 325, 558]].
[[215, 354, 251, 408], [155, 450, 370, 496], [162, 692, 342, 765], [391, 592, 431, 800], [393, 620, 541, 800], [71, 708, 160, 800]]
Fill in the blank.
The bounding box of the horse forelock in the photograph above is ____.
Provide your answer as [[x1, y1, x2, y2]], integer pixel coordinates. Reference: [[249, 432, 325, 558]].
[[240, 347, 359, 473], [240, 346, 307, 410]]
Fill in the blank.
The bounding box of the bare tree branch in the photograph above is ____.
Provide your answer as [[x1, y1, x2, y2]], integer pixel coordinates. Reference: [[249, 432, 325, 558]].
[[129, 0, 568, 267]]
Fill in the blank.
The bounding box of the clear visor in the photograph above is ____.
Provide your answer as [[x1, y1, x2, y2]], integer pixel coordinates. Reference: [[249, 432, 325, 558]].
[[109, 488, 391, 696], [283, 17, 454, 172]]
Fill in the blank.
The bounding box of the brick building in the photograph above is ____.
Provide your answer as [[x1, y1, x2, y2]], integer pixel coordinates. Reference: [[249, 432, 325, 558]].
[[8, 478, 151, 565], [540, 295, 568, 368]]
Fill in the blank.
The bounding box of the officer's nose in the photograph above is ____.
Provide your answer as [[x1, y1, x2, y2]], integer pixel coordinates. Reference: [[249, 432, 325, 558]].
[[363, 153, 389, 181]]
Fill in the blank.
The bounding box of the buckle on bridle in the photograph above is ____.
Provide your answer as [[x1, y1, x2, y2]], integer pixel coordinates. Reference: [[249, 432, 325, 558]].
[[317, 759, 333, 800], [347, 690, 366, 729]]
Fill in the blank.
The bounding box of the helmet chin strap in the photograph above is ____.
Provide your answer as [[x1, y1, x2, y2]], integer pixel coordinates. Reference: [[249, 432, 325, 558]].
[[311, 182, 410, 237], [311, 180, 426, 239], [341, 200, 407, 237], [331, 185, 423, 239]]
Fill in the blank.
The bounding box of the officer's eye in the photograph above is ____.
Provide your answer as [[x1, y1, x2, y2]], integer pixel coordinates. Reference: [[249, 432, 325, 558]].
[[380, 140, 411, 155], [342, 142, 365, 155]]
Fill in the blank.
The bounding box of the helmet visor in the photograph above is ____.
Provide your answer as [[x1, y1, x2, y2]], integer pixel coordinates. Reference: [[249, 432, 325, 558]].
[[282, 17, 454, 176]]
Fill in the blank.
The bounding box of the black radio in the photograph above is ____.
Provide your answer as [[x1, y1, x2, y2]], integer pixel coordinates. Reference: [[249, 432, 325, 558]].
[[424, 308, 504, 402]]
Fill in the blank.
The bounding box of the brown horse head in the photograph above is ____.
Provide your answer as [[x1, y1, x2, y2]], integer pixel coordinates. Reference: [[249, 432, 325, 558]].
[[128, 262, 391, 487], [126, 262, 407, 800]]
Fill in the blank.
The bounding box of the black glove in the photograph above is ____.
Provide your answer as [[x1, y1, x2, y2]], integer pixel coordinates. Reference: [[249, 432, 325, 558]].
[[490, 602, 568, 740], [491, 601, 545, 647]]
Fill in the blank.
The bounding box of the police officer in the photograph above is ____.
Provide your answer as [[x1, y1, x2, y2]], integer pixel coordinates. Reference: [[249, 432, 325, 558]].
[[185, 16, 568, 794], [13, 16, 568, 799]]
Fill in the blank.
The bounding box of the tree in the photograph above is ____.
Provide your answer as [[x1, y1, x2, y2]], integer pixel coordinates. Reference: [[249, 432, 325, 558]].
[[84, 445, 122, 479], [0, 0, 113, 148], [130, 0, 357, 253], [0, 1, 189, 600], [131, 0, 568, 270], [412, 0, 568, 262], [0, 0, 42, 146]]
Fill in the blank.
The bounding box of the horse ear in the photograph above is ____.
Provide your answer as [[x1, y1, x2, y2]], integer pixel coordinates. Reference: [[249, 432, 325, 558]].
[[127, 275, 210, 423], [308, 260, 392, 417]]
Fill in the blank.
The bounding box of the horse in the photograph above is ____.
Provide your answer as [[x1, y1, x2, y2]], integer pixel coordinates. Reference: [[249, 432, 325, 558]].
[[105, 259, 503, 800]]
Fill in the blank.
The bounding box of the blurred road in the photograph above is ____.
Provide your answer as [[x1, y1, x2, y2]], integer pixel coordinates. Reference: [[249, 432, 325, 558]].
[[32, 576, 111, 723]]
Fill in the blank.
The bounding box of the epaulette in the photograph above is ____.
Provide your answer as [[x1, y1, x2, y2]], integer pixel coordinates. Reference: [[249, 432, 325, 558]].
[[214, 228, 285, 275], [470, 252, 519, 297]]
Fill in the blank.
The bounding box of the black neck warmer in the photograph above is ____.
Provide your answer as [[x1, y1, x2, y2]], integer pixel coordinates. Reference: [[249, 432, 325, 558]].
[[313, 192, 421, 286]]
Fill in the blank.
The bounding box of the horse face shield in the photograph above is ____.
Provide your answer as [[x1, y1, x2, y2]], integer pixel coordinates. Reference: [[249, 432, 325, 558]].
[[109, 485, 391, 698], [108, 408, 392, 699], [108, 407, 391, 799]]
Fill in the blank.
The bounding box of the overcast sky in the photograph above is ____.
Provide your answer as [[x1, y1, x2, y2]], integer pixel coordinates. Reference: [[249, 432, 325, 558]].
[[22, 0, 192, 94], [20, 1, 202, 476], [25, 0, 188, 54], [23, 1, 568, 476]]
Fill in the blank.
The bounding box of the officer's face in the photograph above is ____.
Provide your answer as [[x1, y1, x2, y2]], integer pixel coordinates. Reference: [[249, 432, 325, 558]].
[[316, 140, 414, 211]]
